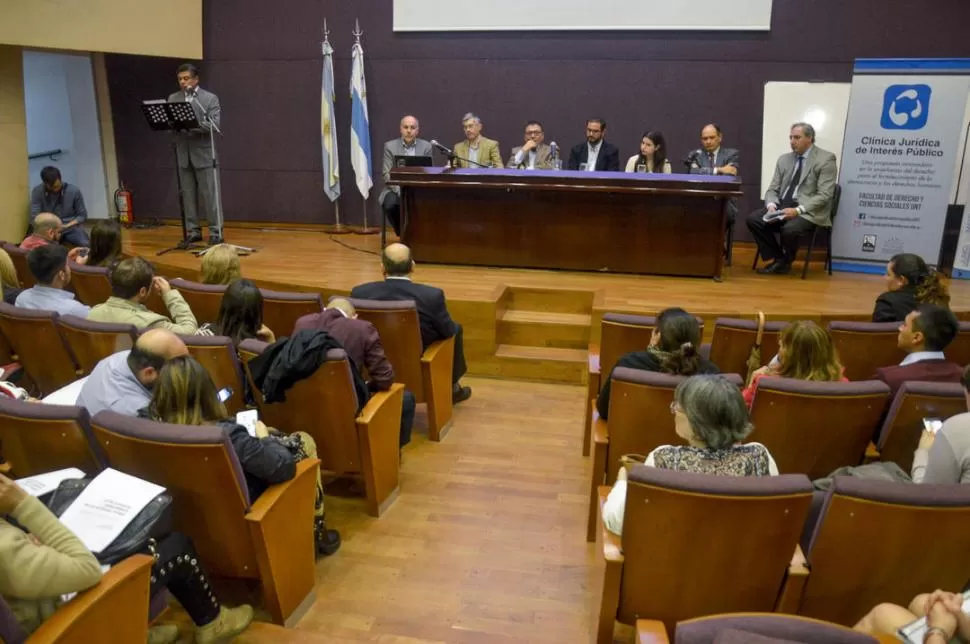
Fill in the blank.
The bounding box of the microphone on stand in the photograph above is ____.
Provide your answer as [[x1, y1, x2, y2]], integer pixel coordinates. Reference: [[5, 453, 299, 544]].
[[682, 149, 702, 171], [549, 141, 560, 169], [430, 139, 454, 157]]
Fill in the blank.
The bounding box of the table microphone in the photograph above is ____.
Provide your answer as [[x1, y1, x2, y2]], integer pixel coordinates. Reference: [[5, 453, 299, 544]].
[[683, 149, 702, 170], [430, 140, 454, 156]]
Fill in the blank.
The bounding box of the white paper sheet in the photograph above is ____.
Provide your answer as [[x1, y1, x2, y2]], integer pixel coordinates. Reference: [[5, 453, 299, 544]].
[[16, 468, 86, 497], [42, 377, 89, 406], [236, 409, 259, 437], [57, 468, 165, 554]]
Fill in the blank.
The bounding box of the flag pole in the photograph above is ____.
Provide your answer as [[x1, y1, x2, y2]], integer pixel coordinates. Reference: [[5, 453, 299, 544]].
[[350, 19, 379, 235], [321, 19, 350, 235]]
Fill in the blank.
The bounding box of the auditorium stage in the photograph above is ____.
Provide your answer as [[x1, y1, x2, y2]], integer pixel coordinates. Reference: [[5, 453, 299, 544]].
[[131, 224, 970, 384]]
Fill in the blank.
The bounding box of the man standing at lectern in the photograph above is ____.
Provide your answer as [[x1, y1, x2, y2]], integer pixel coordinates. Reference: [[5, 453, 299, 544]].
[[168, 63, 223, 245], [380, 115, 432, 237], [747, 122, 837, 275]]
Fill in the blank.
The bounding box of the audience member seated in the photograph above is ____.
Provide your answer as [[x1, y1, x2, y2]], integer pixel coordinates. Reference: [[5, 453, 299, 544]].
[[351, 243, 471, 403], [0, 249, 21, 305], [601, 375, 778, 536], [742, 320, 846, 407], [29, 166, 90, 248], [911, 365, 970, 484], [855, 589, 970, 644], [141, 355, 341, 555], [82, 219, 123, 268], [88, 257, 198, 334], [20, 213, 62, 251], [295, 297, 417, 447], [200, 244, 241, 285], [14, 244, 90, 317], [76, 329, 188, 416], [0, 472, 253, 643], [596, 307, 718, 420], [875, 304, 961, 396], [873, 253, 950, 323], [196, 278, 275, 344]]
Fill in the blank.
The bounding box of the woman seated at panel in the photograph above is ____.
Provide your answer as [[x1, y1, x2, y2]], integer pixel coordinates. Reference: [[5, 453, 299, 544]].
[[742, 320, 846, 407], [200, 243, 241, 286], [624, 131, 672, 174], [140, 355, 340, 555], [596, 307, 719, 420], [0, 249, 22, 305], [602, 375, 778, 536], [872, 253, 950, 323], [0, 472, 253, 644], [196, 278, 275, 344], [83, 219, 124, 268]]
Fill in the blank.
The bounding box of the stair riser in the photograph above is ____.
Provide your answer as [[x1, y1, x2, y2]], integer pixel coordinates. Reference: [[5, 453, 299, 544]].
[[489, 356, 586, 383], [496, 319, 590, 350], [506, 288, 594, 315]]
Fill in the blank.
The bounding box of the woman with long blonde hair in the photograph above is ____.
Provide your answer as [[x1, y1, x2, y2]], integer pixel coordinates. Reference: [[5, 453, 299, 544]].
[[742, 320, 846, 407], [0, 248, 22, 305], [140, 355, 340, 555], [200, 243, 241, 285]]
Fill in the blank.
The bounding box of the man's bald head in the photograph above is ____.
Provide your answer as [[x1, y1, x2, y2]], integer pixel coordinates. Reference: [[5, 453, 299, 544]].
[[33, 213, 61, 239], [400, 115, 419, 145], [326, 297, 357, 318], [128, 329, 188, 387], [382, 243, 413, 277]]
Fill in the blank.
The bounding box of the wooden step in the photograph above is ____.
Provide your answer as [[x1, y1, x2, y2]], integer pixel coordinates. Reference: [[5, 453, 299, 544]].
[[505, 286, 595, 315], [497, 310, 591, 349], [238, 623, 353, 643], [492, 344, 588, 383]]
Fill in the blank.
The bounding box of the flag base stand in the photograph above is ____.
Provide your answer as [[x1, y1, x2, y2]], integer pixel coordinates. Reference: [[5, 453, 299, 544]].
[[351, 226, 380, 235], [322, 224, 352, 235]]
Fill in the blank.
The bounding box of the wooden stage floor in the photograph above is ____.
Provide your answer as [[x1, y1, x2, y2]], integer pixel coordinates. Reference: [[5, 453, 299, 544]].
[[133, 224, 970, 384]]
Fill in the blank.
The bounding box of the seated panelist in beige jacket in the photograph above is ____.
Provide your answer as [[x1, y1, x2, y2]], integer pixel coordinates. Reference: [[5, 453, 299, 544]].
[[451, 112, 503, 169]]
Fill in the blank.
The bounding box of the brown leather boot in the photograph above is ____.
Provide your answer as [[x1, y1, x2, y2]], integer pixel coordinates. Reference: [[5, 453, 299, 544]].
[[195, 605, 254, 643]]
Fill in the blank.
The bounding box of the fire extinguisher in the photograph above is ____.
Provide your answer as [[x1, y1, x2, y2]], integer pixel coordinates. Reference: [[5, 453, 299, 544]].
[[114, 182, 133, 228]]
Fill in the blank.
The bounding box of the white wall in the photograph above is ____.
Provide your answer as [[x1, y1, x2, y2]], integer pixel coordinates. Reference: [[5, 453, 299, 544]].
[[22, 50, 109, 221]]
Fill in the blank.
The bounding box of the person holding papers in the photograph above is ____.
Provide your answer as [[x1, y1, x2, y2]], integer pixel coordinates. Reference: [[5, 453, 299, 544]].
[[142, 355, 341, 556], [0, 472, 253, 643]]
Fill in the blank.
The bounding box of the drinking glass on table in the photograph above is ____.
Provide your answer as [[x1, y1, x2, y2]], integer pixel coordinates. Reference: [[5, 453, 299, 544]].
[[579, 163, 588, 171], [636, 163, 647, 173]]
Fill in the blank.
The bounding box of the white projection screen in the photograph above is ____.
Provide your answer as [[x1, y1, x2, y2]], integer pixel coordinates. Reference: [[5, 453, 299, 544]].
[[393, 0, 773, 32]]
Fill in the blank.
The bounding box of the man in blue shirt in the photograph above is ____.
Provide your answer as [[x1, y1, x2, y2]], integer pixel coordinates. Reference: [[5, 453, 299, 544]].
[[15, 244, 90, 317], [29, 166, 89, 247], [76, 329, 188, 416]]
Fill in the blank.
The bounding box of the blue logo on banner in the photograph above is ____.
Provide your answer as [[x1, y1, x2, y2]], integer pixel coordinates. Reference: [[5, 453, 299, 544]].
[[881, 84, 931, 130]]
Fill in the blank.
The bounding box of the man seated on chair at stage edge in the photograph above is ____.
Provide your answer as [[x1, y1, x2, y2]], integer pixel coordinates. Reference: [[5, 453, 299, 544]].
[[351, 243, 472, 403], [14, 244, 90, 317], [875, 304, 962, 396], [295, 297, 417, 448], [88, 256, 199, 334], [19, 213, 66, 251], [29, 166, 90, 248], [76, 329, 189, 416]]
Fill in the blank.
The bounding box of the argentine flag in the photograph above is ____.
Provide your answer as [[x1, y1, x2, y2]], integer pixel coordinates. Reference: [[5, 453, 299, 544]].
[[320, 39, 340, 202], [350, 41, 373, 198]]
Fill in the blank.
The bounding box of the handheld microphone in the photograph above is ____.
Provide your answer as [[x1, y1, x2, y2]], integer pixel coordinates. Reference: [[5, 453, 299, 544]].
[[430, 139, 454, 156], [682, 149, 702, 170]]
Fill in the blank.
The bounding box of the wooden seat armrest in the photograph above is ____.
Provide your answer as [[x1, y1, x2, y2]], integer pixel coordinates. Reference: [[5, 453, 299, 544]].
[[635, 620, 670, 644], [598, 485, 624, 563], [357, 383, 404, 516], [31, 554, 153, 643], [245, 458, 320, 522], [864, 441, 880, 462], [420, 336, 454, 364], [593, 415, 609, 444], [789, 544, 809, 575], [775, 544, 810, 613], [420, 336, 455, 442], [0, 461, 10, 474]]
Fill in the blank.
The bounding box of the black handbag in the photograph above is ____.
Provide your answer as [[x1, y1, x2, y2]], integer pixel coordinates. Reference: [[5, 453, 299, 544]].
[[46, 478, 174, 565]]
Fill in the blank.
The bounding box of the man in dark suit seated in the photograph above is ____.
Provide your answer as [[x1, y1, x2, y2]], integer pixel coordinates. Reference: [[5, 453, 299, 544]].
[[351, 243, 471, 403], [686, 123, 740, 227], [566, 118, 620, 172], [294, 297, 417, 447], [875, 304, 962, 396]]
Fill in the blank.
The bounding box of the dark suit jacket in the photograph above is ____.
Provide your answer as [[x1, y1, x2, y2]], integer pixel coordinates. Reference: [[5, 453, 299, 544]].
[[567, 141, 620, 171], [293, 308, 394, 390], [872, 286, 918, 323], [688, 147, 741, 222], [596, 350, 720, 419], [874, 359, 964, 397], [350, 278, 457, 350]]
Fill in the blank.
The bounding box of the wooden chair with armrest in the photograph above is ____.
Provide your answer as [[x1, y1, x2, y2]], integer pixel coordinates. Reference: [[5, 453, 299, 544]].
[[587, 369, 743, 541], [182, 335, 248, 416], [0, 397, 103, 478], [947, 321, 970, 367], [0, 304, 81, 395], [748, 378, 891, 479], [871, 380, 966, 472], [259, 289, 322, 340], [350, 298, 454, 442], [55, 315, 137, 376], [0, 554, 154, 644], [635, 613, 888, 643], [238, 339, 404, 517], [828, 322, 903, 382], [89, 410, 319, 626], [68, 263, 112, 307], [170, 278, 227, 326], [2, 243, 35, 289], [706, 317, 785, 380], [783, 476, 970, 627], [594, 467, 814, 644], [584, 313, 657, 456]]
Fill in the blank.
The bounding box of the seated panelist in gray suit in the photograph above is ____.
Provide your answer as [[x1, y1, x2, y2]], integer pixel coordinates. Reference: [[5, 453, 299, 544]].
[[747, 122, 838, 275], [507, 120, 554, 170], [686, 123, 740, 226], [168, 63, 223, 245], [380, 115, 433, 237]]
